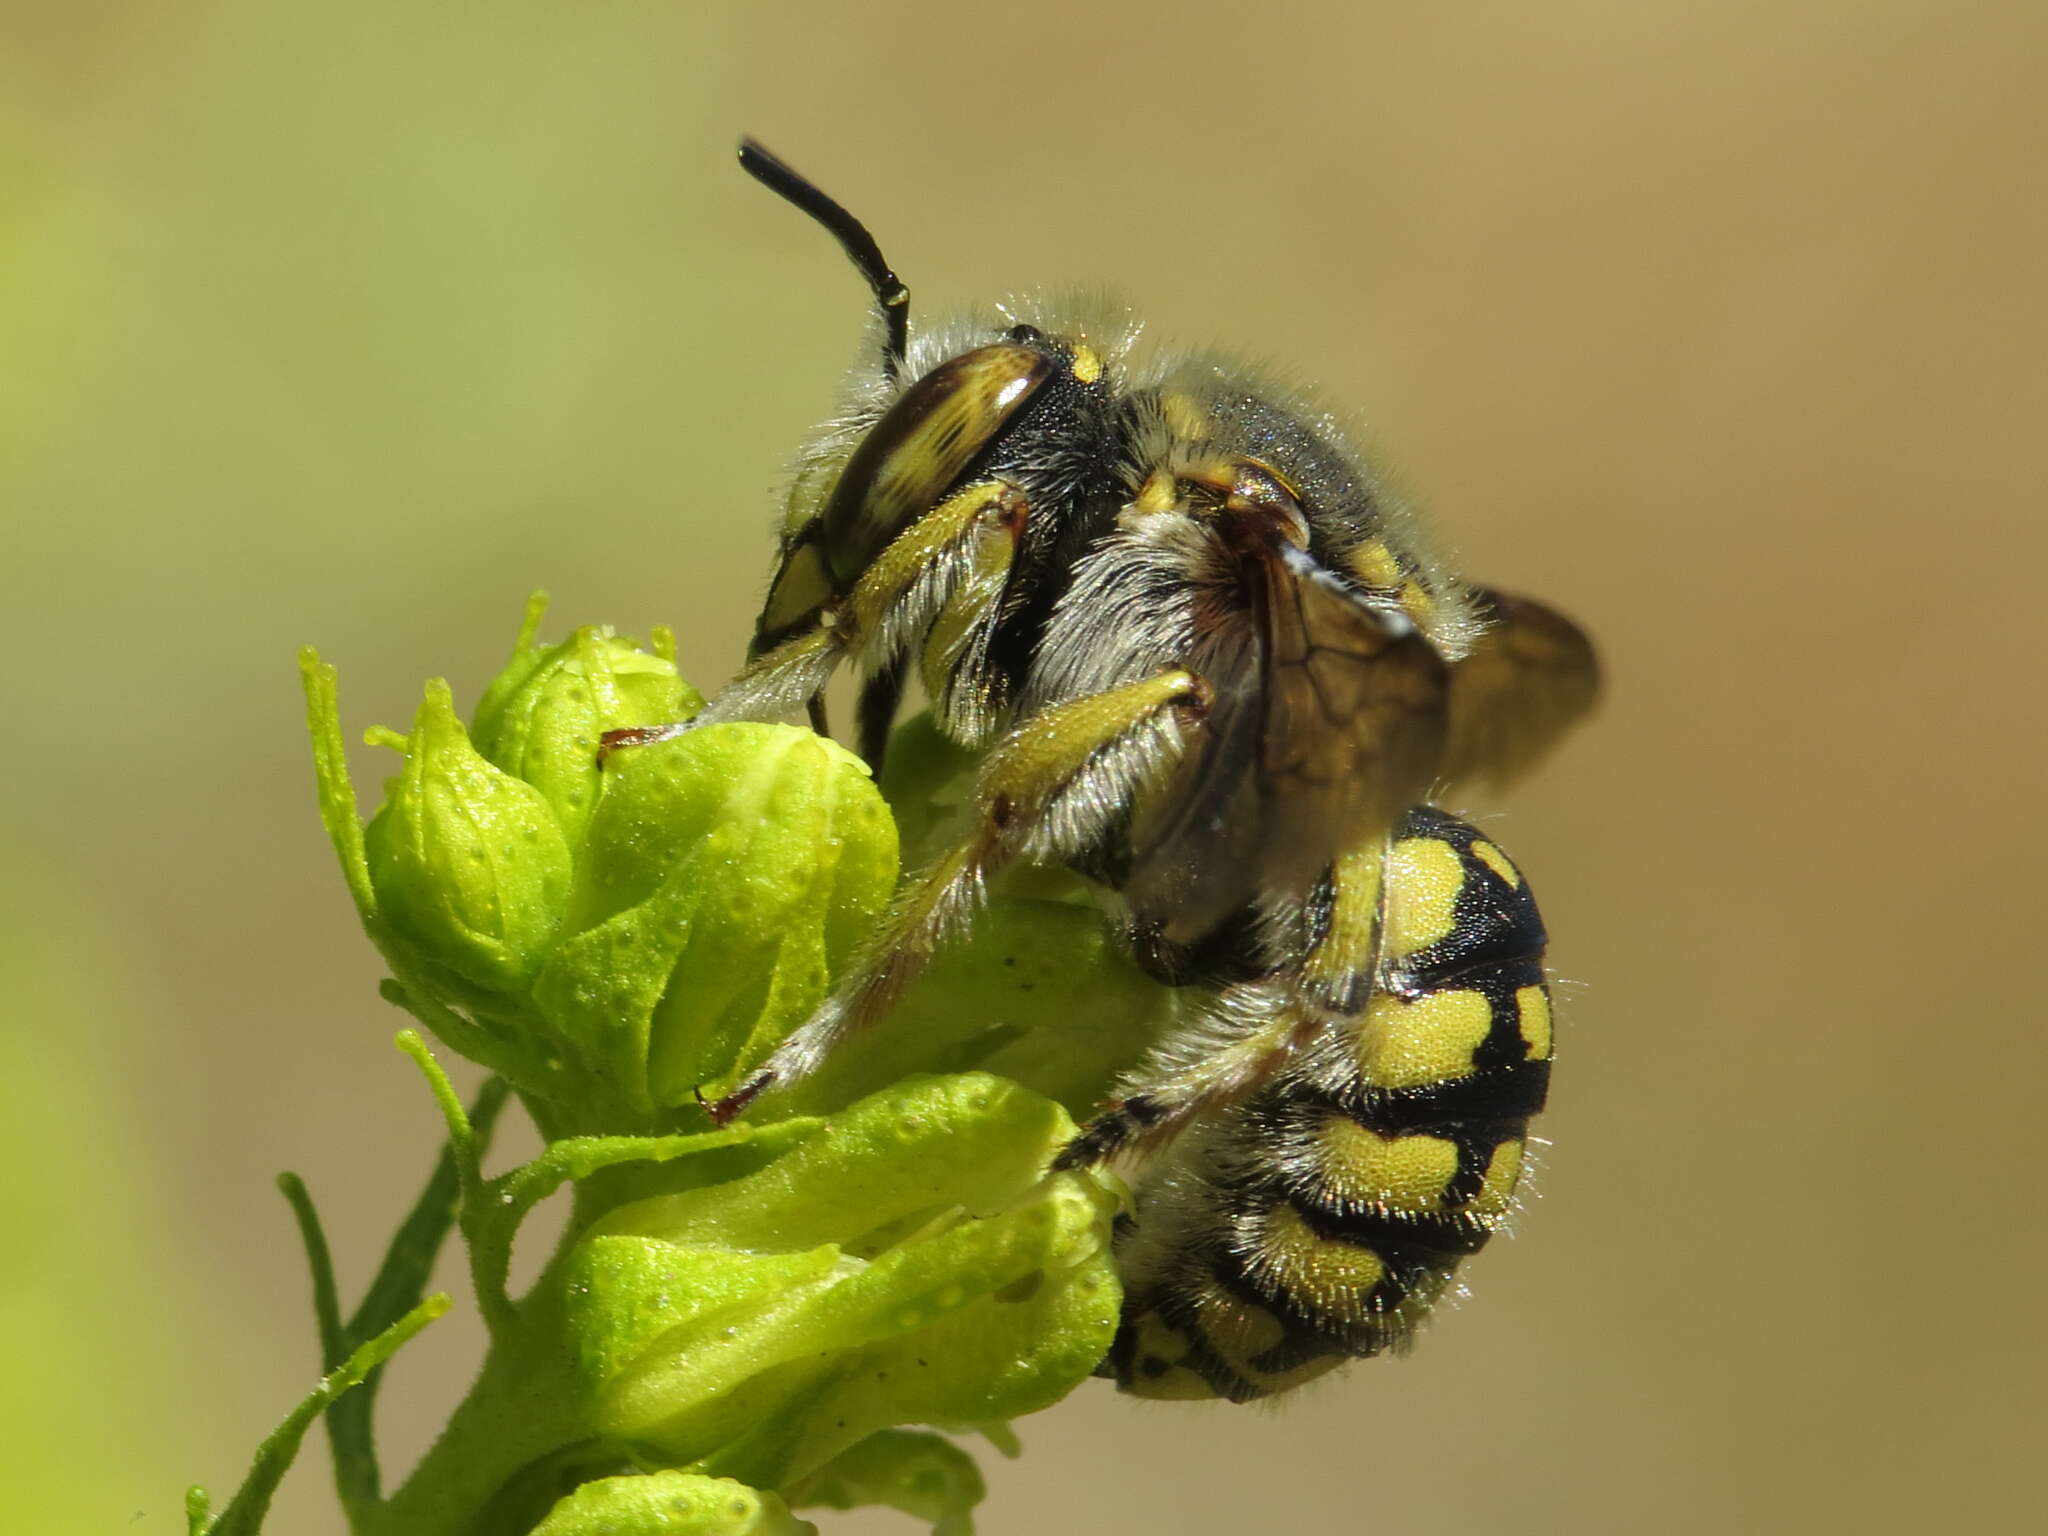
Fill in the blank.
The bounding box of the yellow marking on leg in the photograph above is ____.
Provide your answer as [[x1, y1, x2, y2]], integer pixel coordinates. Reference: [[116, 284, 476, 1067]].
[[1133, 466, 1180, 515], [1160, 390, 1210, 439], [1516, 984, 1553, 1060], [917, 491, 1025, 706], [1398, 580, 1438, 627], [1382, 835, 1465, 959], [848, 480, 1015, 636], [1359, 988, 1493, 1088], [981, 670, 1199, 815], [1348, 539, 1403, 590], [1471, 839, 1521, 888], [1313, 1118, 1461, 1213]]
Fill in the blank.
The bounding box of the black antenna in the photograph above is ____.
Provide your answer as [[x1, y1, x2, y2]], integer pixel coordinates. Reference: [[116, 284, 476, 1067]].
[[739, 137, 909, 375]]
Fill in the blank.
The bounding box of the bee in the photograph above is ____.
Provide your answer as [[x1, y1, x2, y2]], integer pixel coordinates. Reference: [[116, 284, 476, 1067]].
[[611, 140, 1599, 1401]]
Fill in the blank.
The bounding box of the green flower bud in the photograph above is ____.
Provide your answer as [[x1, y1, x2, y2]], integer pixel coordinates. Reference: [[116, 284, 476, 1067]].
[[531, 722, 896, 1118], [363, 678, 573, 1006], [561, 1074, 1120, 1492], [295, 616, 1137, 1534], [528, 1472, 814, 1536], [308, 605, 892, 1128], [471, 599, 705, 848]]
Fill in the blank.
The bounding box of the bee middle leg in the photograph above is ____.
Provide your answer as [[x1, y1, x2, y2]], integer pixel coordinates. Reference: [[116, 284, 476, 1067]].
[[704, 667, 1213, 1125]]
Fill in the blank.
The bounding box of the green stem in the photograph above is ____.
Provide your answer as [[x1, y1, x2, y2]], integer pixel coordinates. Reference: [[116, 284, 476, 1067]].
[[358, 1276, 589, 1536]]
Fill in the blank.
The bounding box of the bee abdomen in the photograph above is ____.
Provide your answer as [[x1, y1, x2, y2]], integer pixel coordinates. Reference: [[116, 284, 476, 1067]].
[[1111, 809, 1553, 1402]]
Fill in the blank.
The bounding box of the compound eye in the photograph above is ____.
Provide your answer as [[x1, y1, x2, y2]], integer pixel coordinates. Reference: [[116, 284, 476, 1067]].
[[817, 342, 1055, 584]]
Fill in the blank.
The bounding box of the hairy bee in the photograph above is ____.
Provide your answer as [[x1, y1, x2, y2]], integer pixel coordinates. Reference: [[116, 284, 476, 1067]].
[[615, 140, 1598, 1402]]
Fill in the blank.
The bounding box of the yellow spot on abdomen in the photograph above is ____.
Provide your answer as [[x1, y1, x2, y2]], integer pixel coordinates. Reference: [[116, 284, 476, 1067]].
[[1253, 1204, 1385, 1321], [1468, 1138, 1527, 1220], [1314, 1117, 1460, 1212], [1360, 987, 1493, 1088], [1303, 845, 1383, 993], [1188, 1276, 1288, 1369], [1471, 839, 1521, 887], [1383, 836, 1464, 959], [1517, 984, 1552, 1060]]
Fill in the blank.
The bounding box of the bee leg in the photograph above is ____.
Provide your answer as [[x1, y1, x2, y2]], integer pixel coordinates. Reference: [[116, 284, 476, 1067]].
[[837, 477, 1026, 755], [1055, 984, 1335, 1169], [703, 667, 1211, 1125], [1059, 842, 1389, 1169], [605, 480, 1027, 763], [855, 653, 906, 771], [596, 624, 845, 762]]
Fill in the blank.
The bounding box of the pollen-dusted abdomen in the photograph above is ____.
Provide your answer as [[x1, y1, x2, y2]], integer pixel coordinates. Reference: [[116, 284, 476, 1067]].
[[1107, 806, 1553, 1402]]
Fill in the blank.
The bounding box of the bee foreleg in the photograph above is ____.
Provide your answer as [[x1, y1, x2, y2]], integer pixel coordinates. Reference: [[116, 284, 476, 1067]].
[[703, 667, 1211, 1125], [609, 481, 1028, 764], [686, 625, 848, 730]]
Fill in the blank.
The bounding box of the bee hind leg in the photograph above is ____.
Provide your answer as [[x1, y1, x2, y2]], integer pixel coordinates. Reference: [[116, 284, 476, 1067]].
[[1054, 983, 1328, 1169], [1062, 836, 1392, 1169]]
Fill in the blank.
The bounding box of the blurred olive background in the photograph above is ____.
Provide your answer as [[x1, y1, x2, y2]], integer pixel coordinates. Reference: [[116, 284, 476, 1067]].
[[5, 2, 2044, 1532]]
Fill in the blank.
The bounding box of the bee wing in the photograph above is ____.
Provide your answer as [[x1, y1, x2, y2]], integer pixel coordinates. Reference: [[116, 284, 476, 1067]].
[[1440, 588, 1600, 791], [1128, 520, 1449, 944]]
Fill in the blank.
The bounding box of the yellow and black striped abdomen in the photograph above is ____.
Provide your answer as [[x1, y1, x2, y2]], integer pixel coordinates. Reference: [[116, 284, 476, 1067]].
[[1110, 806, 1552, 1402]]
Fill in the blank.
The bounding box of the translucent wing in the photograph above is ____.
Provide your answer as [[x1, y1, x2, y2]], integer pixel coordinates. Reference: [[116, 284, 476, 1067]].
[[1127, 513, 1449, 945], [1439, 587, 1600, 791]]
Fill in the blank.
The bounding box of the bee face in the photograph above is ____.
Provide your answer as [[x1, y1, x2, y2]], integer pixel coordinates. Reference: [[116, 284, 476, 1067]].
[[668, 139, 1598, 1399]]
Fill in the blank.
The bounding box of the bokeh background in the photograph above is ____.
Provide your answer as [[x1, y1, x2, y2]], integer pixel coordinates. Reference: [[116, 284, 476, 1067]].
[[6, 2, 2045, 1531]]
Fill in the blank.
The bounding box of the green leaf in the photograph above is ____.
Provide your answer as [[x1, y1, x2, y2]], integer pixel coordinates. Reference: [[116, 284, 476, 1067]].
[[526, 1472, 816, 1536], [567, 1237, 844, 1395], [788, 1430, 985, 1536], [191, 1295, 448, 1536], [679, 1173, 1117, 1489], [317, 1075, 512, 1515], [566, 1075, 1120, 1489], [474, 1117, 822, 1315], [277, 1174, 345, 1373], [596, 1074, 1076, 1253], [300, 648, 377, 923]]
